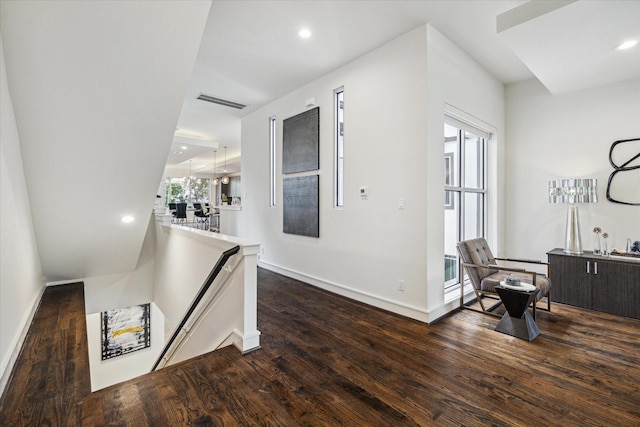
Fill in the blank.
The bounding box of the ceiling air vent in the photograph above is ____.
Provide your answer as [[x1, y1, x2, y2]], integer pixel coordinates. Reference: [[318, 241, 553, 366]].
[[196, 94, 247, 109]]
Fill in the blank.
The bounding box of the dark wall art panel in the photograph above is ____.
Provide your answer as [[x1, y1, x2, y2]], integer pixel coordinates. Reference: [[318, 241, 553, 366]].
[[282, 107, 319, 174], [283, 175, 319, 238]]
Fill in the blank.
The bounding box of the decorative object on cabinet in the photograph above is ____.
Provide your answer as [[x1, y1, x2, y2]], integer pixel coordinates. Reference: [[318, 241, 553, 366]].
[[549, 178, 598, 254], [282, 107, 319, 174], [606, 137, 640, 205], [610, 248, 640, 262], [457, 238, 552, 319], [593, 227, 602, 255]]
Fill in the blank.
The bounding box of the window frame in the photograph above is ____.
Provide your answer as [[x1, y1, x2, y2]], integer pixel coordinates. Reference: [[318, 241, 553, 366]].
[[444, 119, 489, 292], [269, 115, 277, 207], [334, 87, 344, 208]]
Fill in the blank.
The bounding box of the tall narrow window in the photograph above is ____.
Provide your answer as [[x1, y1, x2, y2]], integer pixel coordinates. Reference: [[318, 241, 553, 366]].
[[334, 87, 344, 207], [444, 117, 489, 292], [269, 116, 277, 206]]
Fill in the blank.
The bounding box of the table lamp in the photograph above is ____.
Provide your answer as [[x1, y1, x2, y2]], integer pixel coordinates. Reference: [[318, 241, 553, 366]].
[[549, 178, 597, 254]]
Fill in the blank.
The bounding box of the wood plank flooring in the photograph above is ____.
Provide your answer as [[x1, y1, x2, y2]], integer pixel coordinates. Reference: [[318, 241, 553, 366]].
[[2, 268, 640, 426], [0, 283, 91, 426]]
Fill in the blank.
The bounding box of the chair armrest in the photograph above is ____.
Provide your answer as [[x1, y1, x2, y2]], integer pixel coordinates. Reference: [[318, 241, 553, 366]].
[[460, 262, 526, 273], [460, 261, 493, 269], [495, 257, 549, 266], [494, 257, 550, 277], [461, 262, 537, 285], [487, 264, 527, 273]]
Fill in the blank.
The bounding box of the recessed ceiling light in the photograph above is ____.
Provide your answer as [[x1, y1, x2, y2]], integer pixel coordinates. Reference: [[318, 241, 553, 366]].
[[181, 145, 188, 150], [618, 40, 638, 50], [121, 215, 134, 223], [299, 28, 312, 39]]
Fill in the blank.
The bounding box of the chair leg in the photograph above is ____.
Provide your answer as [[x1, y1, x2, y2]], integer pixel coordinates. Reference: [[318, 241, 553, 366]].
[[531, 292, 552, 320], [461, 287, 503, 317], [477, 292, 487, 312]]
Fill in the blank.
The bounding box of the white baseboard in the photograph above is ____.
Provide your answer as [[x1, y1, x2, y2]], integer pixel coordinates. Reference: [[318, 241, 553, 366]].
[[222, 329, 261, 355], [0, 284, 46, 397], [257, 260, 453, 323]]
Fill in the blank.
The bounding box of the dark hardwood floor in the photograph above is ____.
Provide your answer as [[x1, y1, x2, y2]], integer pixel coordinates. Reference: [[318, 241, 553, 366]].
[[2, 268, 640, 426], [0, 283, 90, 426]]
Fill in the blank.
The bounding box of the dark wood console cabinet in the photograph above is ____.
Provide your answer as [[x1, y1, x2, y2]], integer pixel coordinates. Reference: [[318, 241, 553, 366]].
[[547, 248, 640, 319]]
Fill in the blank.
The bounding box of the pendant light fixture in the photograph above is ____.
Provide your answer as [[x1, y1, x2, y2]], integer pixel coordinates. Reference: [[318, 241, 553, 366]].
[[212, 150, 219, 186], [221, 146, 230, 185]]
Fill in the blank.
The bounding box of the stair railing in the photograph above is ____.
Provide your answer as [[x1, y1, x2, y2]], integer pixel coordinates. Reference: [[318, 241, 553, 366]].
[[151, 244, 240, 371]]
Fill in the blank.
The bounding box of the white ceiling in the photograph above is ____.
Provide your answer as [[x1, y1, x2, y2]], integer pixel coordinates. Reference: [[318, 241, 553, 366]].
[[169, 0, 640, 177], [498, 0, 640, 94]]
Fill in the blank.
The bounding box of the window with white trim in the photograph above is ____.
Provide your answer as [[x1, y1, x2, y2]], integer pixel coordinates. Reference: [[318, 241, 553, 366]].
[[269, 116, 277, 207], [334, 87, 344, 207], [444, 117, 488, 291]]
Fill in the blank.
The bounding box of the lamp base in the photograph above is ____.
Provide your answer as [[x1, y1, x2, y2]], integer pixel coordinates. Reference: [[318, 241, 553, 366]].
[[564, 205, 583, 255], [563, 249, 583, 255]]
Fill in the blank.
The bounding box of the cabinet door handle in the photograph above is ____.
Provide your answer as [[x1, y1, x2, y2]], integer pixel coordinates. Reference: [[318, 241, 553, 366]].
[[594, 261, 598, 275], [586, 261, 590, 274]]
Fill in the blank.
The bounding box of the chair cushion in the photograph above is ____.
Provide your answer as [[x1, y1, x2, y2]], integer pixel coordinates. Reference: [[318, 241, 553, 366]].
[[481, 271, 551, 301]]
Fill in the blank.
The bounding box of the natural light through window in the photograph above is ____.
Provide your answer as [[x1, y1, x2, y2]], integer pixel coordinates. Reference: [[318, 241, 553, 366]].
[[270, 116, 277, 207], [334, 87, 344, 207], [444, 118, 488, 293]]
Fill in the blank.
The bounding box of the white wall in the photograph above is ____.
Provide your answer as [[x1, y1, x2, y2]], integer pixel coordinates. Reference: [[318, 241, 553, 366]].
[[153, 220, 261, 358], [505, 78, 640, 259], [426, 25, 505, 317], [240, 26, 430, 321], [239, 25, 505, 322], [81, 214, 159, 391], [153, 222, 256, 335], [0, 34, 45, 394], [83, 215, 156, 315], [153, 224, 231, 335]]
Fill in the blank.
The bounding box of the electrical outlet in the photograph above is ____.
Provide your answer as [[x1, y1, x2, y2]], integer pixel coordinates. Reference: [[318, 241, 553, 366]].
[[398, 280, 405, 292]]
